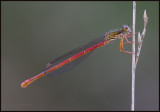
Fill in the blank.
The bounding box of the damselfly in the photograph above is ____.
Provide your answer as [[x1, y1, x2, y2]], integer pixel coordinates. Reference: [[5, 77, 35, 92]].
[[21, 25, 135, 88]]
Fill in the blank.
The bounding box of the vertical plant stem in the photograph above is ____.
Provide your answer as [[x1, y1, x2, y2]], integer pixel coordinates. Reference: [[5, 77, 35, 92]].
[[132, 1, 136, 111]]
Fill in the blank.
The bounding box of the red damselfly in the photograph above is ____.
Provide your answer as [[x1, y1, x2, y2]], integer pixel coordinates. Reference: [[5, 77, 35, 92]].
[[21, 25, 135, 88]]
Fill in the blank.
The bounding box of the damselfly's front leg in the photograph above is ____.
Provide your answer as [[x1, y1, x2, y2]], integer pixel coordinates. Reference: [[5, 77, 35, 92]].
[[123, 32, 142, 45]]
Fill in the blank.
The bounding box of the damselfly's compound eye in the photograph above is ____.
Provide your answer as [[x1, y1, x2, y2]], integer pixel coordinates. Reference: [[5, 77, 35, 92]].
[[123, 25, 129, 31]]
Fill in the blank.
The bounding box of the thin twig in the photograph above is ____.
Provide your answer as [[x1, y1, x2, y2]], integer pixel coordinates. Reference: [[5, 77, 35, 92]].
[[135, 10, 148, 67], [131, 1, 136, 111]]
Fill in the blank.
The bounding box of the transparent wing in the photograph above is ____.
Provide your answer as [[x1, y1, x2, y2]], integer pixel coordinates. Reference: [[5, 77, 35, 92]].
[[47, 51, 93, 76], [44, 35, 105, 76]]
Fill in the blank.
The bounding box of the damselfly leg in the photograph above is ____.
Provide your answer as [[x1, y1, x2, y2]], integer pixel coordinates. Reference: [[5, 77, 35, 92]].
[[119, 33, 141, 54]]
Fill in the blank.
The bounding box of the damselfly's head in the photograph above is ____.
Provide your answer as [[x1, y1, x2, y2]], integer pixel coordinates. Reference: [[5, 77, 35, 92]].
[[122, 25, 131, 32]]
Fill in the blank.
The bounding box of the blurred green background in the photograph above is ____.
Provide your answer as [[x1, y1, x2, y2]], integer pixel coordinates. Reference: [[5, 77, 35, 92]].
[[1, 1, 159, 111]]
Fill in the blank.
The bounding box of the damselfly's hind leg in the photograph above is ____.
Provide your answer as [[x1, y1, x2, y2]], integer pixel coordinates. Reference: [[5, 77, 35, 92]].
[[119, 35, 134, 54], [119, 33, 142, 55]]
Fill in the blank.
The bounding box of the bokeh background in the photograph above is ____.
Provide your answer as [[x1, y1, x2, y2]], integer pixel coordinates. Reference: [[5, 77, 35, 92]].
[[1, 1, 159, 111]]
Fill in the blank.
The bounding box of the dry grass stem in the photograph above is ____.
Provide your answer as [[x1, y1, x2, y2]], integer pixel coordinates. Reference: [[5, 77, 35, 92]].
[[135, 10, 148, 67]]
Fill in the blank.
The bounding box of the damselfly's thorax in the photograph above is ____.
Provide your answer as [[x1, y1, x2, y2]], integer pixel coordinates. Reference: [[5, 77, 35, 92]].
[[105, 25, 132, 41]]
